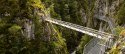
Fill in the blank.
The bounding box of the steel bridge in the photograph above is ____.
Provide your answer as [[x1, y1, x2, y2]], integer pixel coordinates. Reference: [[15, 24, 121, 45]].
[[37, 11, 115, 54], [45, 18, 114, 40], [43, 18, 115, 54]]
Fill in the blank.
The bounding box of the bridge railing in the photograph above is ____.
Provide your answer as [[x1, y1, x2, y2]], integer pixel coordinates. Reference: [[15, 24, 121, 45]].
[[44, 18, 116, 54], [83, 37, 115, 54], [45, 18, 114, 40], [83, 38, 100, 54]]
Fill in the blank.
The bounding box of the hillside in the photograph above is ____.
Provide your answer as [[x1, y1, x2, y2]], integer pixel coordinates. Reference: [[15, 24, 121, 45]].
[[0, 0, 125, 54]]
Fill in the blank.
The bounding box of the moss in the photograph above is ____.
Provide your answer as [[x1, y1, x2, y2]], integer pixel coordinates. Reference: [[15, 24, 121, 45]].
[[8, 25, 21, 34]]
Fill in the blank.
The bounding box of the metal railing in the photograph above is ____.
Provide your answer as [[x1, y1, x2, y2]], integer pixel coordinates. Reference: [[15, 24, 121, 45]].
[[83, 38, 100, 54], [43, 18, 115, 54], [83, 37, 114, 54], [45, 18, 114, 41], [32, 10, 120, 54]]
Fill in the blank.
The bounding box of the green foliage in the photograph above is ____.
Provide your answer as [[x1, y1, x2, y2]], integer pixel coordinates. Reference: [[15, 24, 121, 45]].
[[8, 25, 21, 34], [116, 1, 125, 25], [1, 0, 125, 54], [27, 0, 45, 9], [114, 26, 125, 36], [50, 25, 68, 54], [76, 35, 91, 54], [0, 0, 69, 54], [109, 27, 125, 54]]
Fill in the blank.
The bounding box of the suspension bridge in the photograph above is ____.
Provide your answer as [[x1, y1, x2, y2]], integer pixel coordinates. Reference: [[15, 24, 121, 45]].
[[45, 18, 115, 54], [38, 13, 115, 54], [45, 18, 114, 40]]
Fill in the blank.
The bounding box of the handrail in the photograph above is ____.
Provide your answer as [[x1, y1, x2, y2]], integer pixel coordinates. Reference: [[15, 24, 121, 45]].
[[45, 18, 114, 41]]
